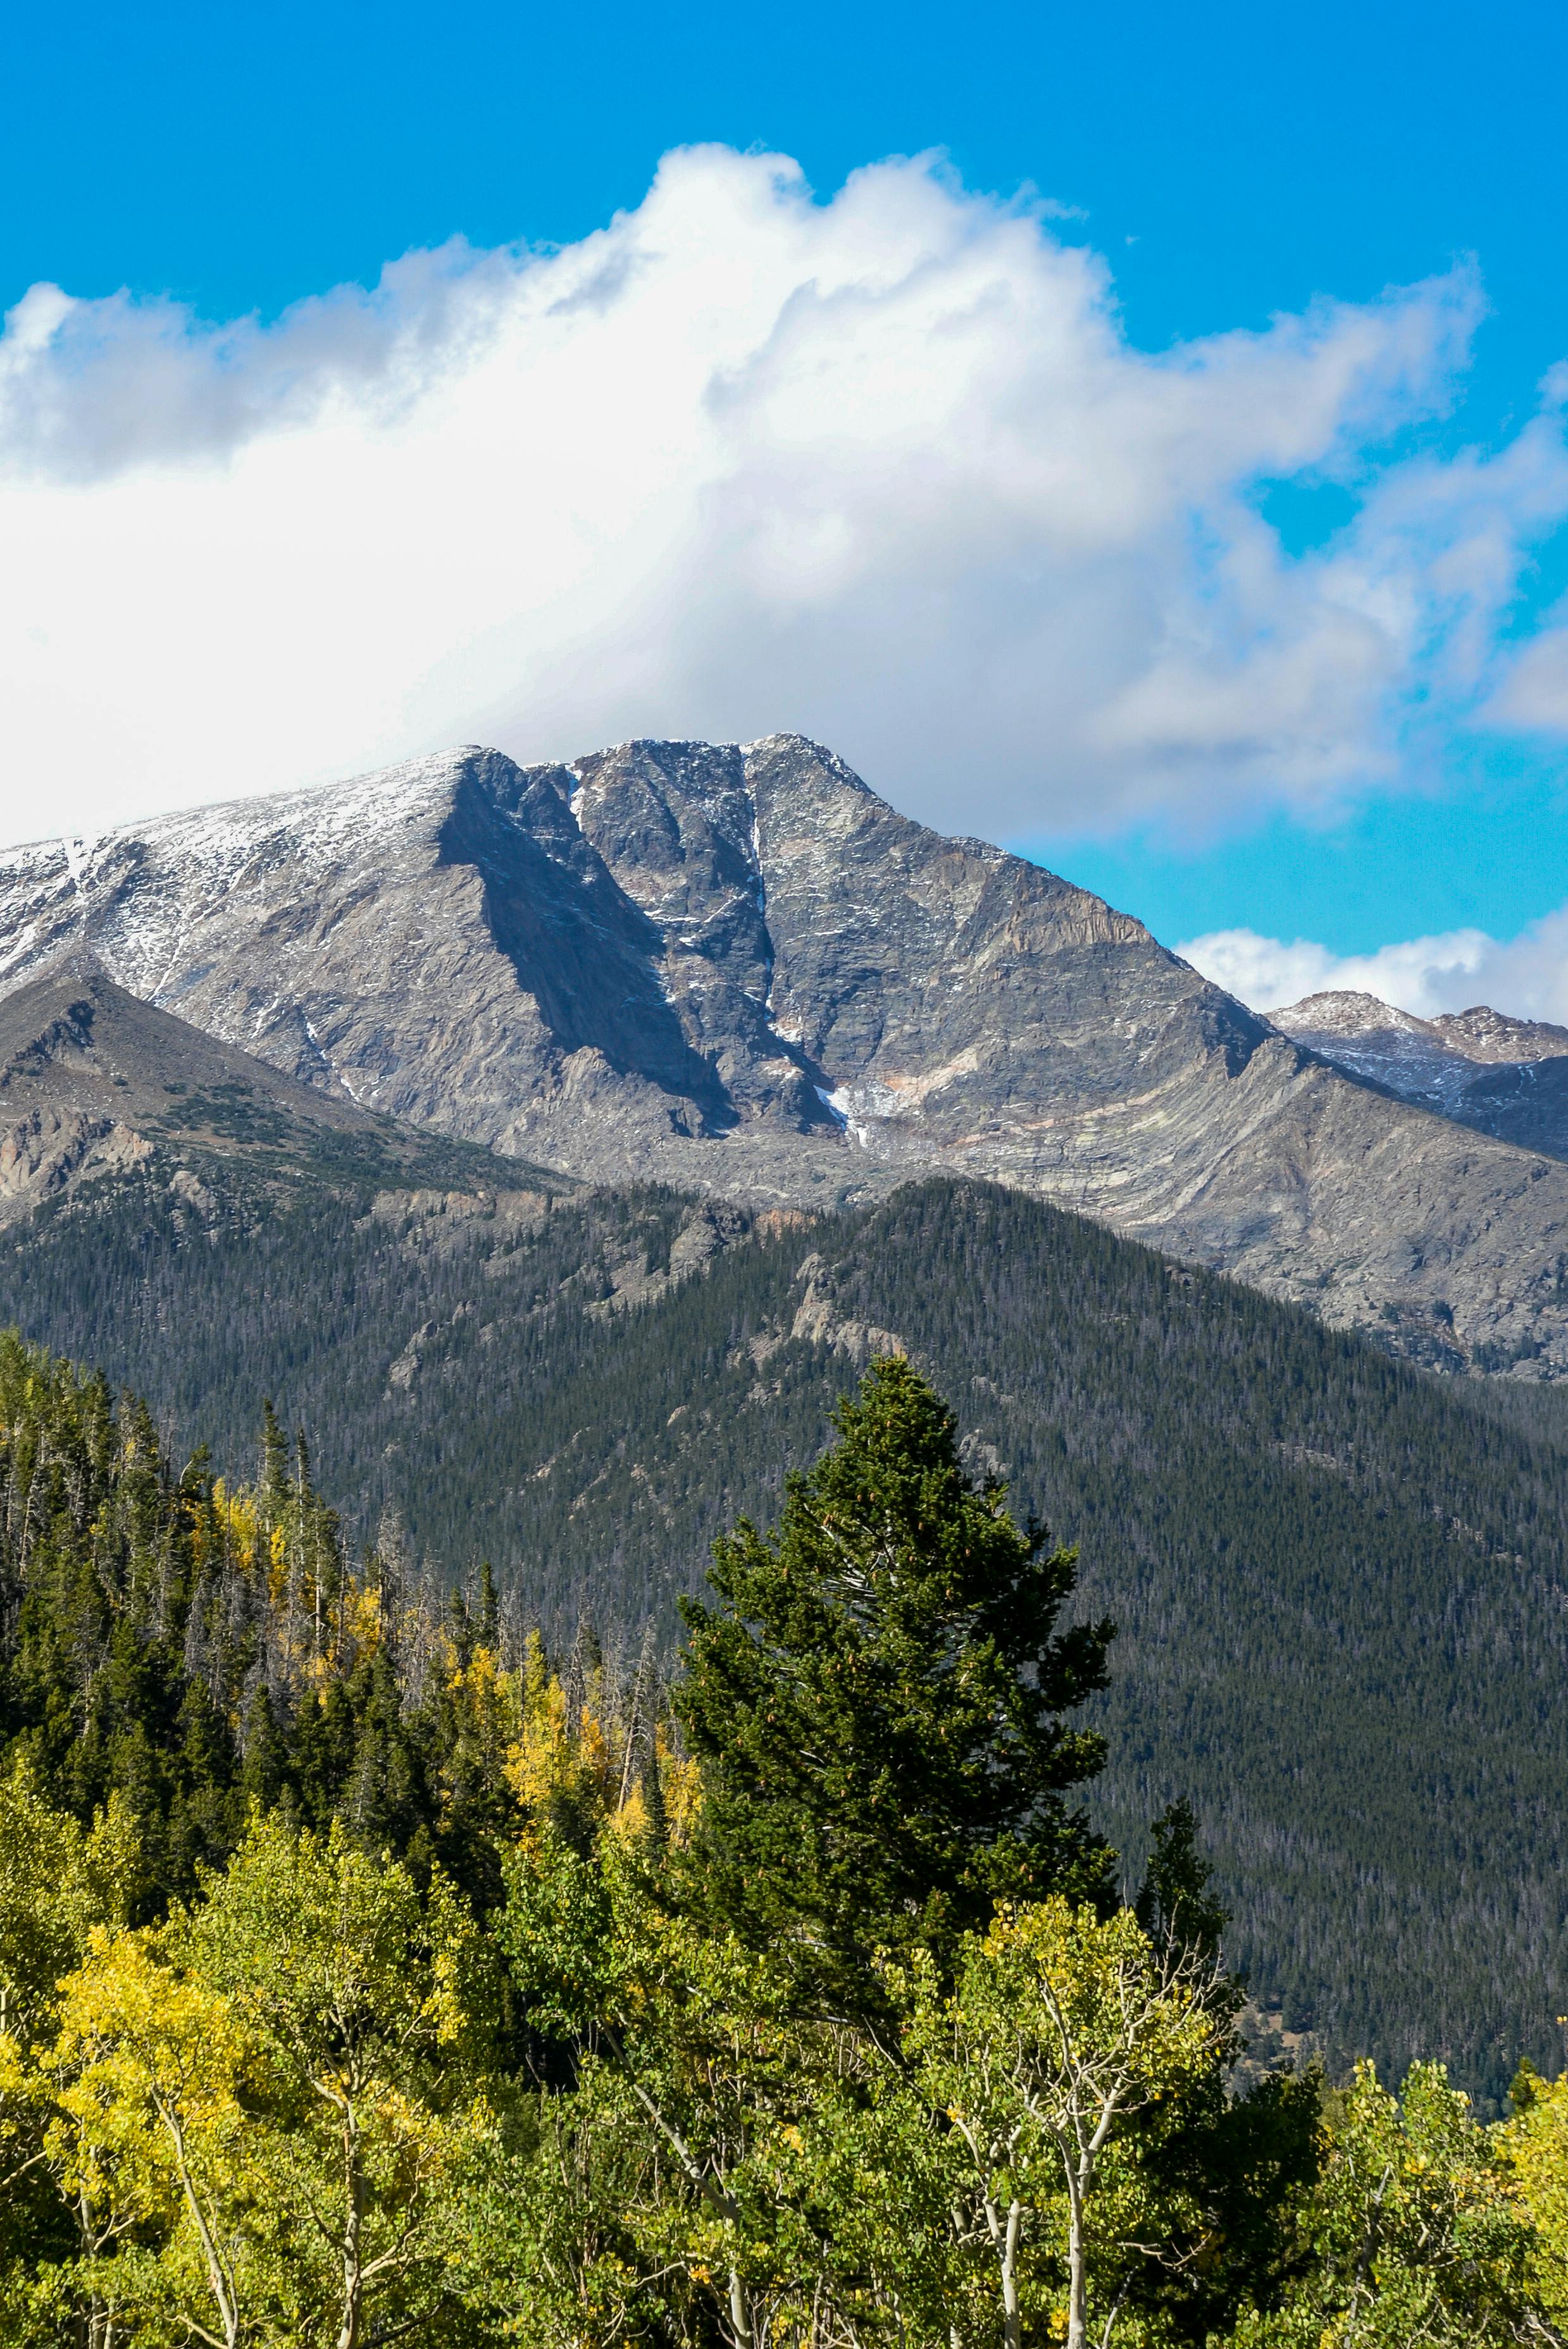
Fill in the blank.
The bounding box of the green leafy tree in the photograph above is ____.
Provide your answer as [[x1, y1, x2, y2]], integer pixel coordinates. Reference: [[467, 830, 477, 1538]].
[[500, 1826, 833, 2349], [674, 1355, 1116, 2009], [897, 1895, 1235, 2349], [457, 2078, 667, 2349], [31, 1810, 502, 2348], [41, 1929, 257, 2349], [1238, 2059, 1546, 2346], [0, 1760, 138, 2346], [1507, 2059, 1568, 2333], [175, 1809, 496, 2348]]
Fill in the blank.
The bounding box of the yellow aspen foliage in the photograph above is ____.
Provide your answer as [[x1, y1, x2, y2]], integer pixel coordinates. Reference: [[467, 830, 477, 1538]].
[[171, 1810, 494, 2349], [208, 1480, 261, 1571], [654, 1725, 702, 1846], [340, 1569, 386, 1661], [0, 1763, 137, 2048], [605, 1778, 651, 1849], [39, 1928, 258, 2346], [445, 1640, 511, 1716], [504, 1640, 613, 1838], [0, 1766, 139, 2228], [266, 1523, 288, 1609], [1504, 2063, 1568, 2324]]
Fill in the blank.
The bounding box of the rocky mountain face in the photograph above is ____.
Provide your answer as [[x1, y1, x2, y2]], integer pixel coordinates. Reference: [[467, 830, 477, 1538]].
[[3, 735, 1568, 1373], [1269, 988, 1568, 1162], [0, 961, 558, 1222]]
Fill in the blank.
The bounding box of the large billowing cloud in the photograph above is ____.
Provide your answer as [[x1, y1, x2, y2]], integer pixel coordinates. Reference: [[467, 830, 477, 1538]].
[[1180, 909, 1568, 1025], [3, 143, 1567, 847]]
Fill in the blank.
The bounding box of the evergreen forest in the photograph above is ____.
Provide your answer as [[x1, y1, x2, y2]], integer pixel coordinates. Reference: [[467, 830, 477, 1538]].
[[4, 1167, 1568, 2100], [8, 1335, 1568, 2346]]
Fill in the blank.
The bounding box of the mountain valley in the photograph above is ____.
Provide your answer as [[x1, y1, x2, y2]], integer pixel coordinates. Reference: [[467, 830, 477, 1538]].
[[5, 1143, 1567, 2100]]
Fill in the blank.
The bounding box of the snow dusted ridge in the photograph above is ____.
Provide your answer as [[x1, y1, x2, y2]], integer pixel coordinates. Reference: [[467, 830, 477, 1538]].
[[1432, 1004, 1568, 1064], [0, 750, 480, 1004], [1267, 988, 1568, 1099], [1269, 989, 1568, 1071], [0, 733, 1138, 1174], [1268, 989, 1568, 1159], [3, 738, 1568, 1371]]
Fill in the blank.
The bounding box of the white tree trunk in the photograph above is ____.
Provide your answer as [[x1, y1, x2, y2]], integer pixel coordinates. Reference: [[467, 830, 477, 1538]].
[[726, 2264, 756, 2349], [1000, 2196, 1024, 2349], [1064, 2165, 1088, 2349]]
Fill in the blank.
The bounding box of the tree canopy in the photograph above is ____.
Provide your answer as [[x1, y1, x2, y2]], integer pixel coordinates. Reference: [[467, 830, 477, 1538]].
[[674, 1355, 1117, 2005], [0, 1333, 1566, 2344]]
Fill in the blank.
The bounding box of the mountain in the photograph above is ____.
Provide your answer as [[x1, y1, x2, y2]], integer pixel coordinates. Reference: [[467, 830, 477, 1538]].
[[1269, 988, 1568, 1161], [4, 736, 1568, 1374], [0, 959, 565, 1219], [4, 1157, 1567, 2102]]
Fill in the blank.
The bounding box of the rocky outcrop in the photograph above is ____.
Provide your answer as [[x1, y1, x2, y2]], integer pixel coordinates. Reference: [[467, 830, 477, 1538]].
[[0, 958, 559, 1219], [4, 738, 1568, 1372], [0, 1104, 152, 1214], [789, 1249, 909, 1366], [1270, 988, 1568, 1162]]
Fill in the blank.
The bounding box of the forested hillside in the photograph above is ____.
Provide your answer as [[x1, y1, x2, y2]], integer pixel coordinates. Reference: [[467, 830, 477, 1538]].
[[3, 1168, 1567, 2102], [4, 1338, 1568, 2348]]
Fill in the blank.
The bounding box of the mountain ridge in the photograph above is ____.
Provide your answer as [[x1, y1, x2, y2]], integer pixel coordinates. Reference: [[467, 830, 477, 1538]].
[[4, 735, 1568, 1374], [1269, 987, 1568, 1162], [0, 959, 565, 1218]]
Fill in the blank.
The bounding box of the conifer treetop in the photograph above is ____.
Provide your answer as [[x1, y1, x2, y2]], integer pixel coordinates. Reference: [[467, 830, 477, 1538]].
[[675, 1355, 1116, 2005]]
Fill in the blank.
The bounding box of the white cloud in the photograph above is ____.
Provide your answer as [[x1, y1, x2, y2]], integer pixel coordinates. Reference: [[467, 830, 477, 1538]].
[[1, 143, 1566, 848], [1488, 623, 1568, 732], [1179, 907, 1568, 1024]]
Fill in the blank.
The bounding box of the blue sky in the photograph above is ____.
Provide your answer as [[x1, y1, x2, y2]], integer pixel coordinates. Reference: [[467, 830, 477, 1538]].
[[3, 0, 1567, 1011]]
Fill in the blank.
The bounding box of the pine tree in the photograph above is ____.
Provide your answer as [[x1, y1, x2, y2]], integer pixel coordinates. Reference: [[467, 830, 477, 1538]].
[[239, 1686, 287, 1814], [1136, 1797, 1231, 1966], [258, 1400, 289, 1507], [674, 1355, 1116, 2008]]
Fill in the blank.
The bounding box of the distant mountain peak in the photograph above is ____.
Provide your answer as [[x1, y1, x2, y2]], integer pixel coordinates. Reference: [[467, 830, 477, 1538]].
[[1269, 987, 1568, 1169], [1431, 1003, 1568, 1064], [1269, 987, 1568, 1068], [1267, 988, 1434, 1040]]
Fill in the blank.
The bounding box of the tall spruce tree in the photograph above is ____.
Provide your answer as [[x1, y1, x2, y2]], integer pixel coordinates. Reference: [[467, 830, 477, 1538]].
[[673, 1355, 1116, 2007]]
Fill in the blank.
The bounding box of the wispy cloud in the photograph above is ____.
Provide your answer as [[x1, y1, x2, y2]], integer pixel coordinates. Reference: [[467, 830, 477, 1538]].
[[1180, 909, 1568, 1023], [1488, 624, 1568, 732], [2, 144, 1566, 845]]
